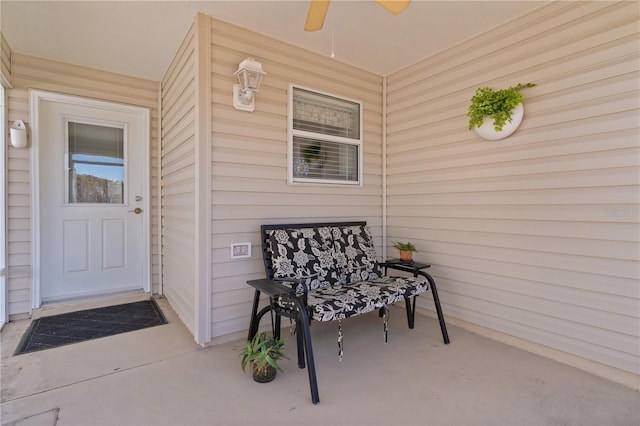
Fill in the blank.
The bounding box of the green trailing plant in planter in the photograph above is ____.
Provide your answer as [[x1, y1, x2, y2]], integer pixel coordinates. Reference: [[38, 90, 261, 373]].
[[240, 332, 288, 383], [393, 241, 417, 261], [467, 83, 536, 132]]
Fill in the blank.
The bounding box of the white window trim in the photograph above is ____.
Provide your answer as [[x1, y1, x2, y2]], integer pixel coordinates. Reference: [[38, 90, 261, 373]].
[[287, 84, 363, 186]]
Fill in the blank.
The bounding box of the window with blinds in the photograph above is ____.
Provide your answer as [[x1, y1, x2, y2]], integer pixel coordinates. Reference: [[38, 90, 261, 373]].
[[289, 85, 362, 185]]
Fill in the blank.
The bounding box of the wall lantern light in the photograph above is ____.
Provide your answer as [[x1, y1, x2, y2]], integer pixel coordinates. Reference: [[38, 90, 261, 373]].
[[232, 57, 267, 112]]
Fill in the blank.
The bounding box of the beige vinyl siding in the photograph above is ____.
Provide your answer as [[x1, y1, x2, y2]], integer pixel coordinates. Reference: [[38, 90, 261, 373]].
[[208, 18, 383, 341], [6, 53, 160, 316], [160, 23, 198, 335], [386, 0, 639, 380], [1, 33, 11, 87]]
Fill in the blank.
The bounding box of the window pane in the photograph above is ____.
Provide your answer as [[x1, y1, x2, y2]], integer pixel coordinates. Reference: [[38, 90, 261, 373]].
[[68, 122, 124, 204], [293, 137, 358, 182], [292, 87, 360, 139]]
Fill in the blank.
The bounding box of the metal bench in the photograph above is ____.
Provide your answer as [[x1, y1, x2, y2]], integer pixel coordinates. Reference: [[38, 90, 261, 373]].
[[247, 221, 450, 404]]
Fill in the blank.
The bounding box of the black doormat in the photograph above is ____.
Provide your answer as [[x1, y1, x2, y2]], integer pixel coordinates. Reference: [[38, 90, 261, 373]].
[[14, 300, 167, 355]]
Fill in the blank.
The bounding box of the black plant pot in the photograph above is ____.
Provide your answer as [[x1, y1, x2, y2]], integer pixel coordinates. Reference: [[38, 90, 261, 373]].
[[252, 364, 277, 383]]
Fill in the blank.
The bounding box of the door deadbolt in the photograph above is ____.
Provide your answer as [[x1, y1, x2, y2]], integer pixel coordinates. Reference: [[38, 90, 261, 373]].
[[134, 195, 142, 202], [129, 207, 143, 214]]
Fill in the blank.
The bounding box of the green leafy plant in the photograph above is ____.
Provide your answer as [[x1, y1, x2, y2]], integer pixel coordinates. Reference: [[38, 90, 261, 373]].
[[302, 143, 322, 163], [393, 241, 417, 252], [240, 332, 288, 377], [467, 83, 536, 132]]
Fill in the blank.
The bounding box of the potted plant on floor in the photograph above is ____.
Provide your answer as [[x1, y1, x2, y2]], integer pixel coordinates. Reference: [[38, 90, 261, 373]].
[[467, 82, 536, 140], [393, 241, 417, 262], [240, 332, 288, 383]]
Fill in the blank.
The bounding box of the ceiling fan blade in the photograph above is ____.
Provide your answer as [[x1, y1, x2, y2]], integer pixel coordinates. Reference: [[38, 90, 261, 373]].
[[305, 0, 331, 32], [375, 0, 410, 15]]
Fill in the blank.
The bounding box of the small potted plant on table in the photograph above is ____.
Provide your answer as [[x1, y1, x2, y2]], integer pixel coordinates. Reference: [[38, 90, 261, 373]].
[[393, 241, 417, 262], [240, 332, 288, 383]]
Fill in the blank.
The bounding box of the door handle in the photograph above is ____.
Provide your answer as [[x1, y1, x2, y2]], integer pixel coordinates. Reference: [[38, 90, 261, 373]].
[[129, 207, 143, 214]]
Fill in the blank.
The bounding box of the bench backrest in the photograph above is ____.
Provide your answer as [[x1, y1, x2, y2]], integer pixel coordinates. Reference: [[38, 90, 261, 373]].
[[260, 221, 382, 290]]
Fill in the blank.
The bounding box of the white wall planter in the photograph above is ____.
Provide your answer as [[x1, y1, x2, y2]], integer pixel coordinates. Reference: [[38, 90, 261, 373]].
[[10, 120, 28, 148], [473, 102, 524, 141]]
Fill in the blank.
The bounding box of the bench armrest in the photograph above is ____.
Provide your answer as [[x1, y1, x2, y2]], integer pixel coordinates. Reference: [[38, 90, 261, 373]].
[[380, 261, 430, 275], [246, 278, 299, 297], [247, 278, 310, 317]]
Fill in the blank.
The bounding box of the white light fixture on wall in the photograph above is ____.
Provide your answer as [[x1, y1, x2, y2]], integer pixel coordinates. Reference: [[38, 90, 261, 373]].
[[232, 57, 267, 112]]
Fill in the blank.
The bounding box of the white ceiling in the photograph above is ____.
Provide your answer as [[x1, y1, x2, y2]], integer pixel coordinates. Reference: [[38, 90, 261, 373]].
[[1, 1, 547, 81]]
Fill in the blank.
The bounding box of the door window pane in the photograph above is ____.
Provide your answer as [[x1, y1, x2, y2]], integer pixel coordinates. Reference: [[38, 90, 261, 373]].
[[68, 122, 124, 204]]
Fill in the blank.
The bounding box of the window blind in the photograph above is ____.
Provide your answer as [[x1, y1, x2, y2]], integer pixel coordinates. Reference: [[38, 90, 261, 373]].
[[290, 86, 362, 185], [293, 137, 358, 182]]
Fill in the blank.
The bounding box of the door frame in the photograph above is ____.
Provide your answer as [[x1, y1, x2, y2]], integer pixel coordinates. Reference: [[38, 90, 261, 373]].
[[30, 90, 151, 309], [0, 84, 6, 328]]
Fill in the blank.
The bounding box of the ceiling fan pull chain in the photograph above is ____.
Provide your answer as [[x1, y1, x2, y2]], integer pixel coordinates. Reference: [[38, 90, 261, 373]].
[[331, 28, 335, 58]]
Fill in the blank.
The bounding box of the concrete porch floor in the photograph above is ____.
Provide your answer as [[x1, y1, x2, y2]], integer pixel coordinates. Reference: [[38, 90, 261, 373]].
[[1, 297, 638, 426]]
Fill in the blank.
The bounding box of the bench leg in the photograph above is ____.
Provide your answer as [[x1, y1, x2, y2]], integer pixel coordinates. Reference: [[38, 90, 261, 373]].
[[424, 274, 450, 344], [290, 298, 320, 404], [248, 292, 281, 341], [404, 296, 416, 329], [248, 289, 262, 341], [296, 320, 305, 368], [273, 309, 282, 340]]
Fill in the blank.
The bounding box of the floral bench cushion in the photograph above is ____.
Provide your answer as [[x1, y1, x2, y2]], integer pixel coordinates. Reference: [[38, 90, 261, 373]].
[[269, 224, 429, 322], [331, 225, 382, 284], [268, 227, 341, 291], [307, 275, 428, 322]]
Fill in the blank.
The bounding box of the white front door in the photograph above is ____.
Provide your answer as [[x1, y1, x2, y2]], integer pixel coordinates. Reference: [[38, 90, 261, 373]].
[[33, 92, 149, 304]]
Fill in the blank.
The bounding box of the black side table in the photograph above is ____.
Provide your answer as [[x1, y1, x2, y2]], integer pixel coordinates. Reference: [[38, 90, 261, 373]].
[[380, 259, 450, 344]]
